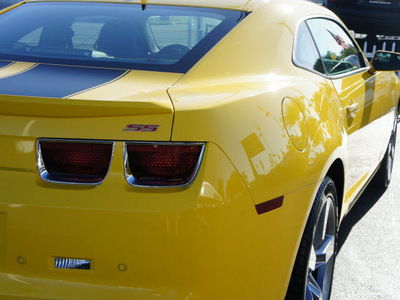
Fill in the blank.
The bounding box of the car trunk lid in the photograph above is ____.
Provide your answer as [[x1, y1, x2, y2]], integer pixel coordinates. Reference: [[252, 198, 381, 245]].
[[0, 62, 182, 171]]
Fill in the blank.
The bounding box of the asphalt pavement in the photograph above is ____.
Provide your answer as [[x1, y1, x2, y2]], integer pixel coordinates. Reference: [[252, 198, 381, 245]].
[[331, 128, 400, 299]]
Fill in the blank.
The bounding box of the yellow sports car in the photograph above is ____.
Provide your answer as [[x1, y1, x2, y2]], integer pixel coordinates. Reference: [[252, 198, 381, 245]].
[[0, 0, 399, 299]]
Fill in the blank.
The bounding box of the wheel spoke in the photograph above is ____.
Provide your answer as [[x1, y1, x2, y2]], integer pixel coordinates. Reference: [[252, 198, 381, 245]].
[[315, 234, 335, 268], [306, 272, 322, 300], [314, 203, 328, 246], [387, 136, 395, 182], [307, 194, 336, 300], [289, 179, 338, 300], [308, 245, 317, 272]]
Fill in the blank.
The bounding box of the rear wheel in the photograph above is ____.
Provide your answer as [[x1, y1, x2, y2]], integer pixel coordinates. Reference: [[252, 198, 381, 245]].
[[374, 114, 397, 189], [286, 177, 338, 300]]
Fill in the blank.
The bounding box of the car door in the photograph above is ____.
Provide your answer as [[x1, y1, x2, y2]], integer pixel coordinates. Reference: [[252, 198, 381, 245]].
[[306, 18, 389, 203]]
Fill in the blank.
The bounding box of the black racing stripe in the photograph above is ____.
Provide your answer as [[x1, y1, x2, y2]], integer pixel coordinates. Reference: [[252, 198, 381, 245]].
[[0, 64, 126, 98], [0, 61, 13, 69]]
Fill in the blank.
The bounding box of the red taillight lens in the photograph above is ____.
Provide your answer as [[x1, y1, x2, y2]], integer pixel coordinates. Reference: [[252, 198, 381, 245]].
[[38, 140, 113, 184], [125, 143, 204, 186]]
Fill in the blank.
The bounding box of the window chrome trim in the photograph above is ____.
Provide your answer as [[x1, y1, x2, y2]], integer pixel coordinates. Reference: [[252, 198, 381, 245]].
[[37, 138, 115, 186], [326, 66, 370, 79], [292, 19, 327, 76], [123, 141, 205, 188]]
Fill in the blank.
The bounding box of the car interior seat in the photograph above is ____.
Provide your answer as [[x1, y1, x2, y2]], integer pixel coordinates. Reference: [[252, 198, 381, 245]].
[[95, 19, 138, 58]]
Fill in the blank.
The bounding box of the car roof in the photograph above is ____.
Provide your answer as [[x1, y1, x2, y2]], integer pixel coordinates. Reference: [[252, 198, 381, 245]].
[[27, 0, 315, 12]]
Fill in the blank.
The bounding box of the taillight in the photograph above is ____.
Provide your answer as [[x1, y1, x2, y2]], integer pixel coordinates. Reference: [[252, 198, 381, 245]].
[[124, 143, 205, 187], [37, 139, 114, 184]]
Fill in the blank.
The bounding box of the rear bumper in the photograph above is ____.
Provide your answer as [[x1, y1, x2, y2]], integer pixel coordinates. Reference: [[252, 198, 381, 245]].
[[0, 142, 317, 299], [0, 274, 185, 300], [327, 4, 400, 35]]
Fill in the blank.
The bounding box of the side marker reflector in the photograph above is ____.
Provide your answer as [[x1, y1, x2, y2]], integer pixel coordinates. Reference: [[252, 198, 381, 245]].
[[255, 196, 284, 215]]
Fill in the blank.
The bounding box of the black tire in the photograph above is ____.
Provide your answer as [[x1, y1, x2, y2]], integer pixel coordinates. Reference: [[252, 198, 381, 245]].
[[285, 177, 338, 300], [373, 114, 397, 189]]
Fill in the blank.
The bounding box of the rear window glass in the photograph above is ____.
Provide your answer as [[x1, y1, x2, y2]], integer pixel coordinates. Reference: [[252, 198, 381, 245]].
[[0, 2, 246, 73]]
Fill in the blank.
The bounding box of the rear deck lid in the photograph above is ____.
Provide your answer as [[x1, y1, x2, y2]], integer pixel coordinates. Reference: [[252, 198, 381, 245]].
[[0, 1, 245, 171], [0, 63, 181, 171]]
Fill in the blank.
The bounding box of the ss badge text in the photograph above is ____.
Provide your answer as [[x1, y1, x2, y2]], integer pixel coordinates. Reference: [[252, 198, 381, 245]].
[[123, 124, 159, 132]]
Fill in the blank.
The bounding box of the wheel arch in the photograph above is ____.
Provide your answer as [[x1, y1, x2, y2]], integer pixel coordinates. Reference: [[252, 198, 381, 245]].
[[326, 158, 344, 222]]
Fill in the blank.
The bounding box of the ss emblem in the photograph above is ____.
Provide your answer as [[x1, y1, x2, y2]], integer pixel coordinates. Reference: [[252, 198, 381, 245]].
[[123, 124, 159, 132]]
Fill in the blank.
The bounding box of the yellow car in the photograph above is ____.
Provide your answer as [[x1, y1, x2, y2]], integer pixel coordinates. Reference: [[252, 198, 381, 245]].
[[0, 0, 399, 299]]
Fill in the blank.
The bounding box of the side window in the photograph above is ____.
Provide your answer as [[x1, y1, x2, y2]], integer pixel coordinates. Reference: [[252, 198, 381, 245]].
[[306, 18, 365, 76], [293, 22, 324, 74]]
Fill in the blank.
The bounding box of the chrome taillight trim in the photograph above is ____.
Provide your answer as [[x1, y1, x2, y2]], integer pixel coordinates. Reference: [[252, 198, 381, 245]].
[[37, 138, 115, 186], [123, 142, 206, 188]]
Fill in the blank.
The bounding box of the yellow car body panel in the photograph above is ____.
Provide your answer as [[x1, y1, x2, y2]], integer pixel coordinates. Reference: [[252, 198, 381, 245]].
[[332, 70, 398, 214], [0, 0, 399, 299], [0, 142, 317, 299], [170, 2, 344, 206]]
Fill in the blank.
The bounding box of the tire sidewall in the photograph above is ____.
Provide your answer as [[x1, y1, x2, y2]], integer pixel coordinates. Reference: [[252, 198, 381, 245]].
[[285, 177, 338, 300], [307, 178, 338, 300]]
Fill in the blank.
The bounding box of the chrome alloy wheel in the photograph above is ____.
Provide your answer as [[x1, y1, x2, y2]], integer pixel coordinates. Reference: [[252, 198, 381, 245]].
[[373, 115, 397, 189], [305, 192, 336, 300], [285, 177, 338, 300], [386, 131, 396, 185]]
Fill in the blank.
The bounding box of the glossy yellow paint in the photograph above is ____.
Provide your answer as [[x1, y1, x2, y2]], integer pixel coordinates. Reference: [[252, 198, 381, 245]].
[[332, 70, 398, 212], [0, 0, 399, 299], [170, 1, 344, 207], [0, 70, 182, 146], [0, 142, 317, 299], [282, 97, 309, 151]]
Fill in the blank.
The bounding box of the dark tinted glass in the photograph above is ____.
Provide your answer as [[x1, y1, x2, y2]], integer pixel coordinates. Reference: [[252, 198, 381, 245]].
[[306, 18, 365, 76], [293, 22, 324, 74], [0, 2, 245, 73], [372, 51, 400, 71]]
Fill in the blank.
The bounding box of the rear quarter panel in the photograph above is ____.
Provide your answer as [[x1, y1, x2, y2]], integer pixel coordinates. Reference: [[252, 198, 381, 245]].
[[170, 2, 345, 208], [169, 2, 347, 294]]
